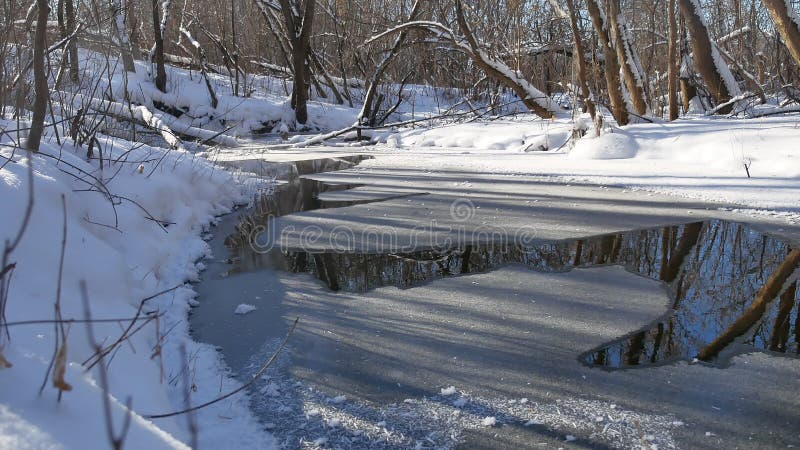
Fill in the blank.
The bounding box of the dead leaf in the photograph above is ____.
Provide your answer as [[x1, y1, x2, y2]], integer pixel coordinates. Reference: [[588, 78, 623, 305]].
[[0, 349, 12, 369], [53, 344, 73, 392]]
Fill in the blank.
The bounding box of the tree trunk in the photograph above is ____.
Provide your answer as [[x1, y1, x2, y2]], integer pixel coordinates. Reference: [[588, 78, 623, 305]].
[[668, 0, 680, 120], [151, 0, 168, 92], [113, 0, 136, 72], [291, 37, 310, 124], [55, 0, 68, 88], [127, 0, 142, 60], [310, 52, 344, 105], [27, 0, 50, 152], [762, 0, 800, 69], [679, 29, 698, 112], [678, 0, 740, 113], [565, 0, 596, 120], [231, 0, 239, 97], [607, 0, 648, 115], [64, 0, 79, 84], [587, 0, 629, 125], [280, 0, 316, 125]]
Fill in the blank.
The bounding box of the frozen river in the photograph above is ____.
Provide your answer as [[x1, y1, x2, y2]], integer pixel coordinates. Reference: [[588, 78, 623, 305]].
[[192, 152, 800, 449]]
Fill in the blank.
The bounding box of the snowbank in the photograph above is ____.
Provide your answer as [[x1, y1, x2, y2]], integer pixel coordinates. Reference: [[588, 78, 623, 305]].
[[358, 114, 800, 220], [0, 120, 275, 449], [118, 65, 358, 135], [378, 119, 571, 151], [568, 131, 637, 159]]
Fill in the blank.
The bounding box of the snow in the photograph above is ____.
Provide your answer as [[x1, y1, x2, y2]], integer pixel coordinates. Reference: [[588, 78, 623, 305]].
[[356, 113, 800, 221], [480, 416, 497, 427], [378, 121, 569, 151], [246, 362, 683, 449], [4, 27, 800, 450], [568, 132, 637, 159], [234, 304, 258, 315], [325, 418, 341, 428], [440, 386, 458, 396], [0, 118, 275, 449]]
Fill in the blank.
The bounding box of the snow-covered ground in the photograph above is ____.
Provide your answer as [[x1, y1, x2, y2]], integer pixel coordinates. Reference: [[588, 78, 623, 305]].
[[0, 118, 276, 449], [209, 111, 800, 223], [359, 114, 800, 223], [3, 41, 800, 449], [5, 106, 798, 448]]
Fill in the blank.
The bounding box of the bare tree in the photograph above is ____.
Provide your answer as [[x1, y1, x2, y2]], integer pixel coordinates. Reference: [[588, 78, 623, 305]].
[[668, 0, 680, 120], [26, 0, 49, 152], [112, 0, 136, 72], [762, 0, 800, 69], [365, 1, 559, 119], [279, 0, 317, 125], [358, 0, 422, 127], [151, 0, 170, 92], [607, 0, 649, 115], [587, 0, 629, 125], [678, 0, 741, 113], [453, 0, 556, 119], [565, 0, 596, 121], [64, 0, 79, 84]]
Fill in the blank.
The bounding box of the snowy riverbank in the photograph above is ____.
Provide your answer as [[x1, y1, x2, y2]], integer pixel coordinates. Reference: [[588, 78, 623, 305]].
[[2, 108, 799, 449], [0, 121, 276, 449], [359, 114, 800, 223]]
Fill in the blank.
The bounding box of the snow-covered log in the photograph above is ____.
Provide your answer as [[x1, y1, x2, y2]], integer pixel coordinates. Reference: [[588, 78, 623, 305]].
[[68, 94, 238, 147], [366, 4, 559, 119], [454, 1, 556, 119]]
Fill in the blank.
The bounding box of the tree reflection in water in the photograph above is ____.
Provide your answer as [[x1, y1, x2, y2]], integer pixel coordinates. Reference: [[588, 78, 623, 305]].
[[225, 180, 799, 368]]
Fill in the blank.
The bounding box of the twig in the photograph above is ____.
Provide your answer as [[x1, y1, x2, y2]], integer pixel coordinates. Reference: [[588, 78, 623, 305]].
[[145, 317, 299, 419], [179, 343, 199, 449], [82, 284, 184, 369], [80, 281, 133, 450], [3, 316, 163, 327], [39, 194, 68, 397]]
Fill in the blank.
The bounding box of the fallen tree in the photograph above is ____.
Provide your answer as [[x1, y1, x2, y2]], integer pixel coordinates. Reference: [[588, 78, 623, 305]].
[[365, 1, 559, 119], [65, 93, 238, 147]]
